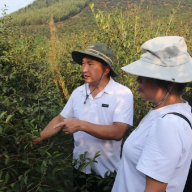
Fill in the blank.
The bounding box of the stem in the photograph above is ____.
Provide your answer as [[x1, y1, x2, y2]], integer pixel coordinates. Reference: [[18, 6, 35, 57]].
[[0, 165, 14, 171]]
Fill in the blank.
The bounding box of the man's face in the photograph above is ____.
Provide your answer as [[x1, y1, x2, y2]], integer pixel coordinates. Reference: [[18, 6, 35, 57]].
[[81, 57, 106, 85]]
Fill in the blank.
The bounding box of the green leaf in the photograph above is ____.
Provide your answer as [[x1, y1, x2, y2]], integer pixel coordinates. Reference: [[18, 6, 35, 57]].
[[0, 171, 2, 180], [2, 126, 10, 134], [21, 160, 29, 165], [103, 186, 111, 191], [0, 111, 7, 119], [54, 153, 64, 158], [40, 114, 44, 122], [40, 163, 46, 173], [18, 130, 26, 134], [42, 160, 47, 167], [52, 167, 61, 176], [24, 175, 28, 184], [10, 168, 18, 176], [4, 173, 9, 184], [2, 153, 8, 159], [94, 151, 101, 157], [10, 183, 15, 188], [33, 131, 41, 137], [6, 114, 14, 123], [38, 187, 43, 192], [45, 152, 51, 157], [19, 109, 24, 114], [18, 175, 23, 180], [27, 183, 34, 188], [79, 175, 86, 179], [24, 169, 31, 176], [23, 119, 29, 125], [48, 160, 53, 166]]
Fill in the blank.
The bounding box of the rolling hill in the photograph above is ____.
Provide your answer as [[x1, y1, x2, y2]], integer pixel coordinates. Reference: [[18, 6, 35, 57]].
[[9, 0, 192, 38]]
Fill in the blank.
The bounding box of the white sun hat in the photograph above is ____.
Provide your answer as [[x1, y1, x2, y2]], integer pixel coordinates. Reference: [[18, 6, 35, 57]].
[[122, 36, 192, 83]]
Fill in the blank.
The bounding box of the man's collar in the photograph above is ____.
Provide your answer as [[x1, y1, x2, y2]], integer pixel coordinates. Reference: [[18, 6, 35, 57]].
[[81, 77, 115, 96], [102, 77, 114, 95], [81, 84, 89, 96]]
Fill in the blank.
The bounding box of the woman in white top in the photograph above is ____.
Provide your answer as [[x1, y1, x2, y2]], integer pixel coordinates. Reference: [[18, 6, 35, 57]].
[[112, 36, 192, 192]]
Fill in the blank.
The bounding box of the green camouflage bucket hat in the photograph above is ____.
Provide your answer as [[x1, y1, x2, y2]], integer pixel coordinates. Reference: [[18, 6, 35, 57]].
[[72, 43, 118, 77]]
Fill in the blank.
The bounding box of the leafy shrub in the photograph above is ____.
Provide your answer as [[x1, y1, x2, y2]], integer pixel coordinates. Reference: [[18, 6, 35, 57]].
[[0, 13, 73, 192], [0, 3, 192, 191]]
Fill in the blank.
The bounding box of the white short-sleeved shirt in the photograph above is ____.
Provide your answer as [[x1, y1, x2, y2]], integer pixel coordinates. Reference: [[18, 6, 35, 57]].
[[112, 102, 192, 192], [60, 78, 133, 177]]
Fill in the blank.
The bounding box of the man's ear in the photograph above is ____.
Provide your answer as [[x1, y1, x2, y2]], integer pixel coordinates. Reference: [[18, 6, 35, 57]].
[[104, 66, 110, 76]]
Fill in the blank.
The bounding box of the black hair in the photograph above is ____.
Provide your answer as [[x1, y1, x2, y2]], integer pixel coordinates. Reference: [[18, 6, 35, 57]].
[[156, 79, 188, 95]]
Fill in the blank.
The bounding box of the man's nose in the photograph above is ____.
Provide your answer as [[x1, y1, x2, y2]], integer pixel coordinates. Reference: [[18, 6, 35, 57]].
[[82, 64, 88, 73]]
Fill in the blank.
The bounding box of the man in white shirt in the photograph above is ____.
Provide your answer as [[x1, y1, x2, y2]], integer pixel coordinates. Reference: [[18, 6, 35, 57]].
[[33, 43, 134, 191]]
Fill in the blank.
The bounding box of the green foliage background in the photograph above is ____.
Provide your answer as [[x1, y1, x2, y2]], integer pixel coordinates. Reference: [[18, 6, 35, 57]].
[[0, 1, 192, 191]]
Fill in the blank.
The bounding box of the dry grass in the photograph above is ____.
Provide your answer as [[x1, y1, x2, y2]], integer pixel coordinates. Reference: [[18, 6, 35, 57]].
[[49, 14, 69, 100]]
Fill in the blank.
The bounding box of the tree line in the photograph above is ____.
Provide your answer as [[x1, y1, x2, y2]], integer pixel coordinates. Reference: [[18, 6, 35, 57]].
[[7, 0, 192, 26], [10, 0, 91, 25]]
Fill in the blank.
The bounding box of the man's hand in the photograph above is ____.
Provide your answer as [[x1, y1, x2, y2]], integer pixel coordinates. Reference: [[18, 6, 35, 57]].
[[54, 118, 81, 134], [55, 118, 128, 140], [32, 136, 42, 145], [16, 134, 40, 145]]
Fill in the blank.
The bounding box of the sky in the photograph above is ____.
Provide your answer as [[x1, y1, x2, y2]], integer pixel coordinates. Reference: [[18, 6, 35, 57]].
[[0, 0, 35, 15]]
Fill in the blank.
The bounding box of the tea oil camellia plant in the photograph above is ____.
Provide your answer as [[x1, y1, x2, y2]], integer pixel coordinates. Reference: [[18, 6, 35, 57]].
[[0, 11, 107, 192], [0, 13, 74, 192], [1, 2, 192, 191], [90, 2, 192, 127]]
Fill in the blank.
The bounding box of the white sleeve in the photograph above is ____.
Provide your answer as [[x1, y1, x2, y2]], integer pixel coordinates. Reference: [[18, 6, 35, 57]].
[[60, 92, 74, 118], [113, 92, 134, 126], [136, 115, 183, 183]]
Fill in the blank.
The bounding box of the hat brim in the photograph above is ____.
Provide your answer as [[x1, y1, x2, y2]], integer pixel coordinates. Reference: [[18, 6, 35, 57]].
[[122, 58, 192, 83], [72, 51, 118, 77]]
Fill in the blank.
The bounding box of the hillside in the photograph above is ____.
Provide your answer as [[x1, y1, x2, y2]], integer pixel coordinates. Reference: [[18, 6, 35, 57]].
[[9, 0, 192, 38], [10, 0, 91, 25], [10, 0, 192, 25]]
